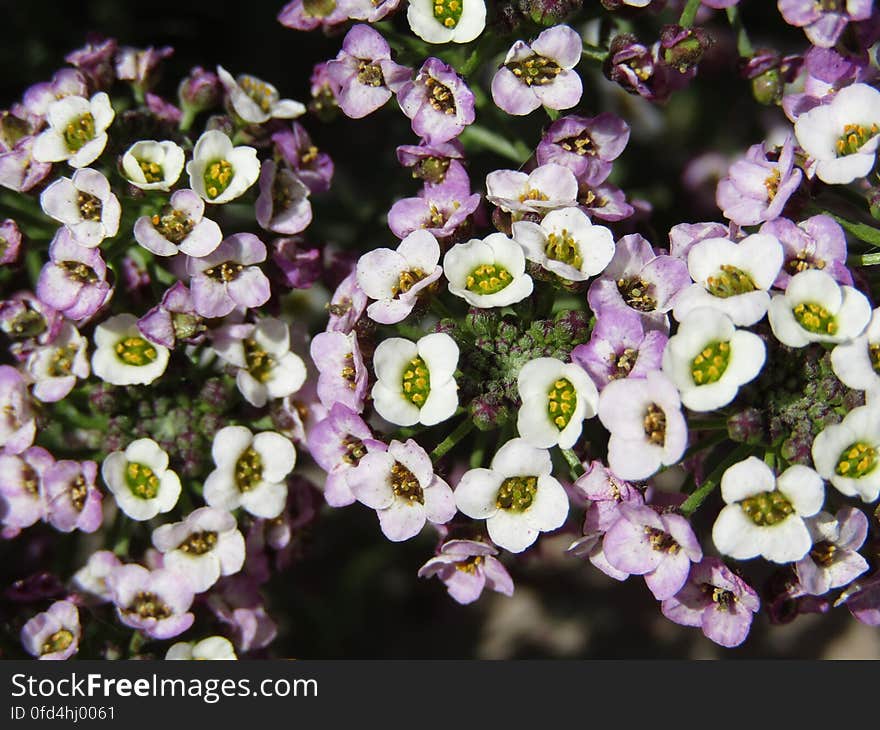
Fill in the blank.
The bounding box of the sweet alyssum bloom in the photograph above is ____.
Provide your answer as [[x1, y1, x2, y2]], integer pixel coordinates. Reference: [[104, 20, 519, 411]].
[[310, 331, 368, 413], [516, 357, 599, 449], [102, 438, 181, 521], [535, 112, 630, 186], [0, 218, 21, 265], [386, 166, 481, 240], [672, 233, 783, 326], [485, 163, 578, 217], [712, 457, 825, 564], [138, 282, 206, 348], [121, 140, 185, 191], [152, 507, 246, 594], [768, 268, 871, 347], [92, 313, 170, 386], [40, 168, 121, 247], [371, 333, 459, 427], [398, 58, 475, 144], [597, 371, 688, 481], [779, 0, 872, 48], [492, 24, 583, 116], [21, 600, 80, 660], [407, 0, 486, 44], [43, 458, 103, 534], [348, 438, 455, 542], [203, 426, 296, 519], [662, 308, 765, 412], [794, 83, 880, 184], [512, 206, 615, 281], [254, 159, 312, 235], [444, 233, 533, 308], [0, 446, 52, 538], [795, 507, 869, 596], [831, 307, 880, 394], [760, 214, 852, 289], [812, 404, 880, 503], [72, 550, 121, 603], [36, 229, 112, 322], [418, 539, 514, 605], [217, 65, 305, 124], [107, 565, 195, 640], [187, 130, 260, 204], [356, 229, 443, 324], [32, 92, 114, 168], [0, 365, 35, 455], [134, 188, 223, 258], [454, 438, 569, 553], [166, 636, 237, 660]]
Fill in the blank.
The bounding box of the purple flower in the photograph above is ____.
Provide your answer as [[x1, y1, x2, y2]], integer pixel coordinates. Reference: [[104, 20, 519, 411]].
[[272, 237, 322, 289], [255, 160, 312, 236], [0, 446, 52, 538], [604, 35, 673, 102], [44, 459, 102, 534], [272, 123, 334, 194], [418, 540, 514, 605], [577, 181, 634, 222], [572, 307, 667, 390], [326, 270, 368, 334], [668, 221, 730, 260], [0, 218, 21, 265], [491, 24, 583, 116], [187, 233, 270, 318], [138, 282, 206, 349], [36, 229, 112, 322], [782, 46, 875, 122], [661, 557, 760, 648], [387, 166, 481, 240], [65, 36, 117, 89], [26, 322, 89, 403], [278, 0, 350, 31], [134, 189, 223, 258], [778, 0, 873, 48], [795, 507, 869, 596], [588, 234, 690, 332], [115, 45, 173, 91], [536, 113, 630, 186], [0, 135, 53, 192], [716, 136, 803, 226], [603, 504, 702, 600], [178, 66, 221, 114], [397, 139, 465, 185], [327, 24, 411, 119], [0, 365, 35, 455], [759, 214, 852, 288], [107, 564, 195, 640], [347, 0, 401, 21], [0, 292, 62, 362], [310, 331, 368, 412], [21, 600, 80, 660], [207, 575, 277, 652], [486, 163, 578, 217], [398, 58, 475, 144], [21, 69, 88, 122]]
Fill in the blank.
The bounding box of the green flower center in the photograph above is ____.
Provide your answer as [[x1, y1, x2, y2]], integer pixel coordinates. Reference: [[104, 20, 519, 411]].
[[390, 461, 424, 503], [138, 158, 164, 183], [152, 207, 195, 244], [238, 75, 274, 113], [433, 0, 463, 28], [643, 403, 666, 446], [645, 526, 680, 554], [412, 157, 450, 184], [235, 446, 263, 492], [125, 591, 172, 620], [425, 77, 456, 115], [48, 344, 77, 377], [77, 191, 102, 221], [506, 54, 563, 86], [171, 312, 205, 341], [203, 159, 234, 200], [392, 268, 426, 297], [793, 302, 838, 335], [204, 261, 244, 282], [125, 461, 160, 499], [870, 344, 880, 374], [63, 112, 95, 152], [739, 490, 794, 526], [496, 476, 538, 512], [244, 337, 276, 383], [402, 356, 431, 407], [836, 441, 877, 478], [41, 629, 74, 655], [465, 263, 512, 295], [545, 229, 583, 270], [691, 341, 731, 385], [616, 277, 656, 312], [115, 336, 159, 367], [357, 60, 385, 87], [836, 122, 879, 157], [177, 530, 218, 555], [4, 307, 46, 340], [59, 260, 98, 284], [303, 0, 336, 19], [547, 377, 577, 430], [705, 265, 757, 298], [559, 129, 595, 157]]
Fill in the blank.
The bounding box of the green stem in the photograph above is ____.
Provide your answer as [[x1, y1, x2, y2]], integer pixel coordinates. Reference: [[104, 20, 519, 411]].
[[679, 443, 751, 517], [560, 448, 585, 479], [679, 0, 702, 28], [432, 419, 475, 460], [178, 106, 197, 133], [726, 6, 754, 58], [581, 45, 609, 63], [851, 252, 880, 266], [459, 125, 530, 164]]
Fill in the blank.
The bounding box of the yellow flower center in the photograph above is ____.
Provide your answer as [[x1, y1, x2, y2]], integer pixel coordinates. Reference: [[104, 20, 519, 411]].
[[63, 112, 95, 152], [390, 461, 424, 503], [705, 265, 757, 298], [691, 341, 731, 385], [465, 263, 512, 295], [402, 356, 431, 407], [126, 462, 160, 499], [203, 159, 234, 200], [235, 447, 263, 492], [792, 301, 838, 335], [433, 0, 463, 28], [835, 441, 877, 478], [739, 490, 794, 526], [496, 476, 538, 512], [547, 377, 577, 430], [114, 336, 158, 367]]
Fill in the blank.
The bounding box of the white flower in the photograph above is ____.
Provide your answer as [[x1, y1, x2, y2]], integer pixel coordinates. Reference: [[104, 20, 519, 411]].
[[454, 438, 569, 553], [71, 550, 120, 603], [121, 140, 185, 191], [662, 308, 765, 412], [26, 321, 89, 403], [217, 65, 305, 124], [152, 507, 245, 594], [512, 206, 615, 281], [516, 357, 598, 449], [672, 233, 783, 326], [32, 92, 115, 168], [102, 438, 181, 521], [831, 307, 880, 395], [166, 636, 237, 660], [371, 333, 459, 427], [92, 314, 170, 386], [407, 0, 486, 44], [203, 426, 296, 519], [812, 405, 880, 503], [485, 164, 579, 216], [443, 232, 533, 308], [186, 130, 260, 204], [712, 457, 824, 564], [212, 318, 307, 408], [767, 269, 871, 347], [40, 168, 121, 247], [795, 83, 880, 185], [356, 229, 443, 325]]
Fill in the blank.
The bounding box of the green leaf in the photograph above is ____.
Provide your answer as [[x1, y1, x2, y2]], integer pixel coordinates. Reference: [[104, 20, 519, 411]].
[[823, 211, 880, 247]]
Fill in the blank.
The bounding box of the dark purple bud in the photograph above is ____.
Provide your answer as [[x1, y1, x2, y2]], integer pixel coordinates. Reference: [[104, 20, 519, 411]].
[[727, 408, 764, 444], [178, 66, 221, 112], [272, 237, 322, 289]]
